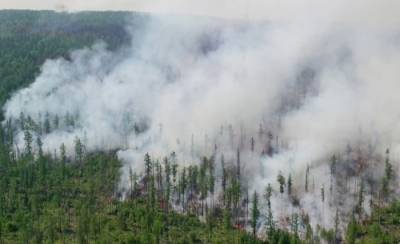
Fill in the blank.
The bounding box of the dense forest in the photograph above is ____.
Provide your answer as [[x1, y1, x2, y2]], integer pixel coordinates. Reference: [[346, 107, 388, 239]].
[[0, 10, 400, 244], [0, 131, 266, 243]]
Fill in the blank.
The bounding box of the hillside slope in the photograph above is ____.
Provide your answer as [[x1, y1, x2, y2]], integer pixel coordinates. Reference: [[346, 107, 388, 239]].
[[0, 10, 138, 107]]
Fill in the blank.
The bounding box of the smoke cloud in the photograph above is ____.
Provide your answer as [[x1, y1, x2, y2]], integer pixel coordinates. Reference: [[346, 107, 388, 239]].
[[2, 0, 400, 30], [3, 1, 400, 232]]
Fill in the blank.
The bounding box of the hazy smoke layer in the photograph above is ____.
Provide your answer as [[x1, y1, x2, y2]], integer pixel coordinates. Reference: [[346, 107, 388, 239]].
[[3, 10, 400, 231], [2, 0, 400, 31]]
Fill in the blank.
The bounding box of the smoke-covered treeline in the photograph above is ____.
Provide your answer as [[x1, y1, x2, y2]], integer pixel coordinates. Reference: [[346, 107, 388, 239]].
[[2, 3, 400, 242], [0, 127, 275, 243], [0, 10, 133, 106]]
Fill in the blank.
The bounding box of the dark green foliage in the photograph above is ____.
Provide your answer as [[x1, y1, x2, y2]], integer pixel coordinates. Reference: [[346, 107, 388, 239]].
[[221, 154, 227, 206], [0, 142, 118, 242], [346, 215, 359, 244], [264, 184, 274, 235], [320, 227, 335, 244], [251, 191, 260, 237], [349, 200, 400, 243], [382, 149, 393, 200], [277, 173, 285, 194], [0, 137, 268, 243], [23, 129, 33, 156]]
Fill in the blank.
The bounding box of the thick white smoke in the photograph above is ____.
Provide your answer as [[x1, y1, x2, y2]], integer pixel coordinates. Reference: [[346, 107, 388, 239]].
[[3, 3, 400, 233]]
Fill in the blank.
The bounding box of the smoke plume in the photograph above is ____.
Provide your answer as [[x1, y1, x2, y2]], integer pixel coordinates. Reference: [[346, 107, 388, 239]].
[[3, 1, 400, 232]]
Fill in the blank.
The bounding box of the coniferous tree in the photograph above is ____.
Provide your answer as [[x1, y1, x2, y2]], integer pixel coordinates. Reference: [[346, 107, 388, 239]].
[[179, 168, 187, 212], [60, 143, 66, 178], [250, 191, 260, 237], [153, 216, 163, 244], [24, 129, 33, 156], [144, 153, 152, 193], [171, 152, 178, 196], [156, 161, 162, 195], [19, 112, 26, 130], [129, 167, 134, 199], [264, 184, 274, 231], [303, 214, 313, 242], [188, 166, 198, 196], [287, 174, 292, 196], [74, 137, 83, 161], [223, 208, 232, 230], [172, 162, 178, 182], [150, 173, 156, 211], [221, 154, 227, 206], [133, 172, 139, 195], [163, 157, 171, 212], [208, 157, 215, 208], [381, 149, 393, 200], [199, 157, 207, 215], [5, 118, 14, 148], [266, 131, 274, 156], [277, 173, 285, 194], [240, 186, 246, 225], [346, 214, 358, 244], [231, 178, 241, 224], [36, 135, 43, 158], [356, 179, 364, 216], [44, 112, 51, 134]]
